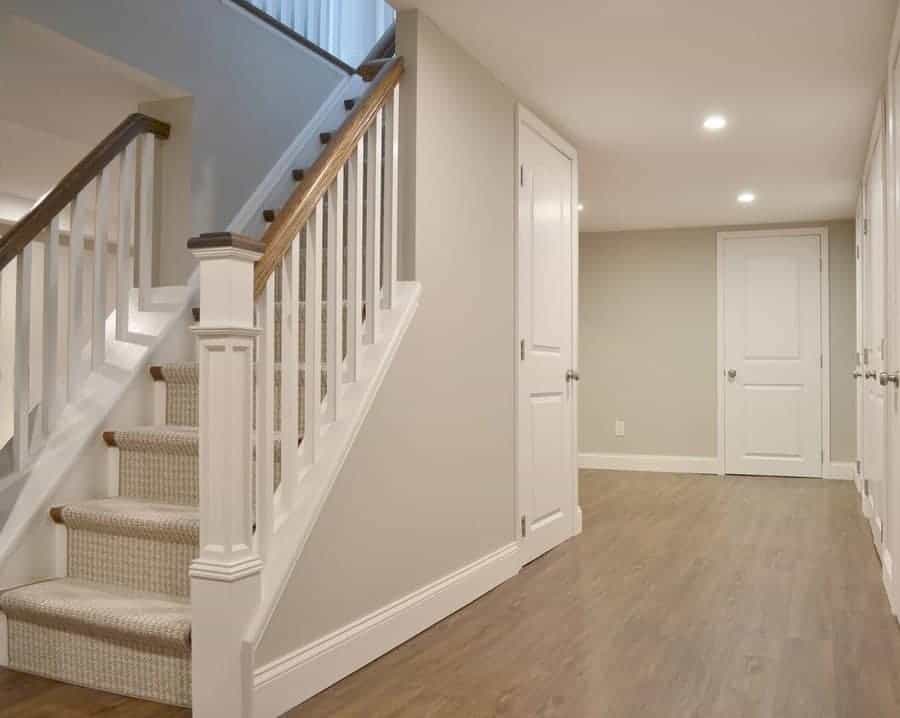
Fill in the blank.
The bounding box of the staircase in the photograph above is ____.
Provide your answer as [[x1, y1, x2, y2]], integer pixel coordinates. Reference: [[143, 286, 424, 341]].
[[0, 19, 414, 716]]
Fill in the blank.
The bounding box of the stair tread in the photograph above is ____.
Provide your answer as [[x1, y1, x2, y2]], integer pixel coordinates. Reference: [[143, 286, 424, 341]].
[[106, 426, 198, 453], [60, 497, 198, 543], [0, 578, 191, 652]]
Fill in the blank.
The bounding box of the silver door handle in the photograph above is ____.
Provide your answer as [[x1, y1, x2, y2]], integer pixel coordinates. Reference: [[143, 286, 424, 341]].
[[880, 372, 900, 387], [566, 370, 580, 382], [727, 369, 737, 380]]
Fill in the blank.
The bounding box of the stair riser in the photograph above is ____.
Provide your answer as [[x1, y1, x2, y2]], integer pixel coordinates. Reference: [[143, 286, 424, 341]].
[[119, 449, 199, 506], [7, 620, 191, 706], [67, 529, 197, 598]]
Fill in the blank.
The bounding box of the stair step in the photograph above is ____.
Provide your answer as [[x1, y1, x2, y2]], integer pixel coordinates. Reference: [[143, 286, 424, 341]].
[[104, 427, 199, 506], [52, 497, 198, 597], [54, 497, 199, 543], [0, 578, 191, 706]]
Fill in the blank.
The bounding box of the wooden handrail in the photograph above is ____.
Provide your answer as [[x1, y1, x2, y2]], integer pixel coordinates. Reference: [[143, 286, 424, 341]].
[[254, 55, 404, 297], [0, 113, 170, 271], [359, 22, 396, 68]]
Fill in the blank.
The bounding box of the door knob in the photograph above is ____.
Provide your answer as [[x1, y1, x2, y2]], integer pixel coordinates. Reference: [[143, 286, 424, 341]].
[[880, 372, 900, 387], [727, 369, 737, 380], [566, 370, 580, 382]]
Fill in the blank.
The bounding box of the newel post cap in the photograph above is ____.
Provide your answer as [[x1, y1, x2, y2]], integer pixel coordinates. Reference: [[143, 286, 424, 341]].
[[187, 232, 265, 257]]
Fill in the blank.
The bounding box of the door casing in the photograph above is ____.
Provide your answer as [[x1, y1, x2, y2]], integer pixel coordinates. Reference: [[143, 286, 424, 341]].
[[716, 227, 831, 478], [514, 104, 581, 563]]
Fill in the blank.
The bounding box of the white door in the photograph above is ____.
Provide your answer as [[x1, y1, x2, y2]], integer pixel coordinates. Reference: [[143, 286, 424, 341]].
[[863, 136, 887, 543], [517, 110, 577, 565], [721, 231, 824, 478]]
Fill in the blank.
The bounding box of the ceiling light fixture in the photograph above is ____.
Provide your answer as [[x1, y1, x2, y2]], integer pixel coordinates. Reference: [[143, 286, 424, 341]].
[[737, 192, 756, 204], [703, 114, 728, 131]]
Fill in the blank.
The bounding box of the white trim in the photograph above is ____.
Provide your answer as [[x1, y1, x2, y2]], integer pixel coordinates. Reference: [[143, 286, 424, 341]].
[[823, 461, 855, 481], [514, 103, 581, 562], [579, 453, 721, 475], [227, 76, 353, 234], [716, 227, 831, 479], [252, 542, 520, 718], [883, 548, 897, 618], [863, 492, 875, 518]]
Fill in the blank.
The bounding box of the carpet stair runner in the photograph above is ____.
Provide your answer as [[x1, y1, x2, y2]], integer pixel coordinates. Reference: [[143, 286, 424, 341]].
[[0, 305, 330, 706]]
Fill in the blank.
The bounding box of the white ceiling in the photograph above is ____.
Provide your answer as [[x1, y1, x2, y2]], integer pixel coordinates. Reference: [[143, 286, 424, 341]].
[[392, 0, 898, 231], [0, 15, 180, 212]]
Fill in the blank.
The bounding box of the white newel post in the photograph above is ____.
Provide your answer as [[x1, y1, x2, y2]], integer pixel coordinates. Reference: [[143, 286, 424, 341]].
[[188, 232, 264, 718]]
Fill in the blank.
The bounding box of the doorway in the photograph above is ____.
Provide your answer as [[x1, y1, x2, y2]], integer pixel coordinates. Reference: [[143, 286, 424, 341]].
[[717, 228, 829, 478], [515, 106, 579, 565]]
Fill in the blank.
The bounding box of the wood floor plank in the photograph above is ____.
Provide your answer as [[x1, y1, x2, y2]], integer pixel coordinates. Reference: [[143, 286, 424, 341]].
[[2, 471, 899, 717]]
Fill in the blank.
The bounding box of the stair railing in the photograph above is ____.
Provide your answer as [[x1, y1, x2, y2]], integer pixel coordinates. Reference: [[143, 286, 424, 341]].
[[187, 56, 403, 715], [0, 114, 170, 474], [231, 0, 395, 69]]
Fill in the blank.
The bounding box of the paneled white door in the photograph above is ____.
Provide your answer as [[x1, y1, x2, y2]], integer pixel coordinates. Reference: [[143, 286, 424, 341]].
[[721, 231, 824, 478], [864, 135, 887, 543], [517, 109, 578, 565]]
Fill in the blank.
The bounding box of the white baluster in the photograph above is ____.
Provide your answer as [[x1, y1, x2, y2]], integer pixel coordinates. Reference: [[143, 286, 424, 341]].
[[303, 203, 323, 465], [13, 246, 32, 471], [255, 281, 275, 560], [280, 238, 300, 505], [93, 167, 113, 369], [139, 134, 156, 311], [345, 141, 364, 382], [67, 193, 88, 402], [382, 85, 399, 309], [325, 168, 344, 422], [42, 216, 60, 435], [364, 110, 383, 344], [117, 141, 137, 341]]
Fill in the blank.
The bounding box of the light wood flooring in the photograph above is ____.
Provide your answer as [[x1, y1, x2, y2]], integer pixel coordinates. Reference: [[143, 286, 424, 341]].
[[2, 471, 899, 717]]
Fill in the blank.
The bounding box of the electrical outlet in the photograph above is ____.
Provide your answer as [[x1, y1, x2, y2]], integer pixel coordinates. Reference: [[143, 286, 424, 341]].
[[615, 420, 625, 437]]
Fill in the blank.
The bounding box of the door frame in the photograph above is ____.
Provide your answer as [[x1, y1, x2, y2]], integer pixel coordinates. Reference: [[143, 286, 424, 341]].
[[514, 104, 581, 558], [715, 226, 831, 478]]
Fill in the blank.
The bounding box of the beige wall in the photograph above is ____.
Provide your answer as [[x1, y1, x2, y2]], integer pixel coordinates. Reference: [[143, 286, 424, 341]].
[[579, 220, 857, 462], [257, 10, 517, 664]]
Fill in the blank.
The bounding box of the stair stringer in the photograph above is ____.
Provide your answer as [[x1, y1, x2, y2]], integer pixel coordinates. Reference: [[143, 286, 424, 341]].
[[242, 281, 421, 673]]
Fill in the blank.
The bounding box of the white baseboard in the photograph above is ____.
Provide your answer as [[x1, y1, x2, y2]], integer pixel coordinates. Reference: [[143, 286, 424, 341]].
[[252, 542, 520, 717], [579, 453, 721, 475], [824, 461, 855, 481]]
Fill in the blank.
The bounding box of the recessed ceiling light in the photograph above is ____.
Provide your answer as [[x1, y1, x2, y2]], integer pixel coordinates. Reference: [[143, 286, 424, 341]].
[[737, 192, 756, 204], [578, 203, 584, 212], [703, 114, 728, 131]]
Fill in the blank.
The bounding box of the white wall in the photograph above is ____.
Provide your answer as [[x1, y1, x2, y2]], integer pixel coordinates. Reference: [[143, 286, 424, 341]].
[[4, 0, 346, 285], [256, 8, 517, 665], [579, 219, 857, 463]]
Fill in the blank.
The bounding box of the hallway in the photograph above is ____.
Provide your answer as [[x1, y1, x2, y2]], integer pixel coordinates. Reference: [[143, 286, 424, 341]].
[[290, 471, 900, 717], [2, 471, 899, 716]]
